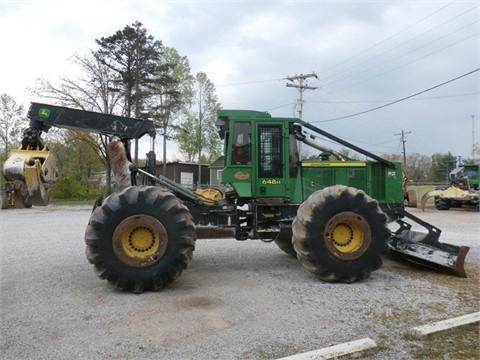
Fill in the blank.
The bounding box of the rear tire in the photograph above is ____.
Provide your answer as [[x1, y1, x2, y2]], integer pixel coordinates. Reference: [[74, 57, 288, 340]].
[[292, 185, 389, 283], [85, 186, 196, 293], [274, 229, 296, 257]]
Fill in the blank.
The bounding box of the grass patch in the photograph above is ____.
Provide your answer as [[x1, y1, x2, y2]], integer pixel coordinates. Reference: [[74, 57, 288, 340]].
[[406, 184, 437, 205], [375, 306, 422, 328], [406, 323, 479, 359], [380, 259, 480, 358]]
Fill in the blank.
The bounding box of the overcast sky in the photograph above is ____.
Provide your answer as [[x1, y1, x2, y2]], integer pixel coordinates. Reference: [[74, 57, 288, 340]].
[[0, 0, 479, 162]]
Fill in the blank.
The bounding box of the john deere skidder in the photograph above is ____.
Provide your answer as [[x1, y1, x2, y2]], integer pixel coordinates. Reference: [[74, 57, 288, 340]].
[[2, 103, 469, 292]]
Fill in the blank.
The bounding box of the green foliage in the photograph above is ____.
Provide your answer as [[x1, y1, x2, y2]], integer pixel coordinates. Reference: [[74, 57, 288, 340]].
[[176, 72, 222, 163], [0, 94, 26, 161], [50, 176, 102, 200], [94, 21, 164, 118], [146, 46, 194, 172], [378, 151, 461, 183], [48, 132, 104, 182], [430, 152, 458, 183], [404, 152, 432, 182]]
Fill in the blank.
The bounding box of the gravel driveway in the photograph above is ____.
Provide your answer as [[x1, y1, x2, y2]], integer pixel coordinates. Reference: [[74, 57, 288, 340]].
[[0, 204, 478, 359]]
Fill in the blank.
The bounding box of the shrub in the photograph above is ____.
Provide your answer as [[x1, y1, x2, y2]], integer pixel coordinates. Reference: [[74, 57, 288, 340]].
[[50, 176, 102, 200]]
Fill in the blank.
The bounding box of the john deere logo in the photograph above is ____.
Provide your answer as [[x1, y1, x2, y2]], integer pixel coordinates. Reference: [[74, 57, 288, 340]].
[[38, 108, 50, 118], [233, 171, 250, 180]]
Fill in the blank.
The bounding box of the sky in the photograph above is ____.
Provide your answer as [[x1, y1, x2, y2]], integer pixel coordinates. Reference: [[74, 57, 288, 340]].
[[0, 0, 479, 163]]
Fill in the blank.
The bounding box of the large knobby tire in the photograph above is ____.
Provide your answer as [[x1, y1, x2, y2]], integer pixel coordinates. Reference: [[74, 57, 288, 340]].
[[274, 229, 297, 258], [292, 185, 389, 283], [0, 191, 8, 209], [434, 197, 451, 210], [85, 186, 196, 293], [13, 183, 32, 209]]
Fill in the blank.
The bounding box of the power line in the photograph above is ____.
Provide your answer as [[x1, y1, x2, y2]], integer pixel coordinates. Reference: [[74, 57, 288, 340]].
[[336, 31, 479, 91], [216, 78, 283, 87], [307, 92, 478, 104], [264, 102, 296, 112], [320, 4, 478, 82], [312, 68, 480, 123], [324, 21, 478, 88], [307, 31, 478, 127], [321, 0, 459, 73], [309, 2, 477, 123]]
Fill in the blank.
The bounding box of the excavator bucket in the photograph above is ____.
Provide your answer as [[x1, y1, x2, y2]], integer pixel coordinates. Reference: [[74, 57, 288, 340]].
[[386, 209, 469, 277]]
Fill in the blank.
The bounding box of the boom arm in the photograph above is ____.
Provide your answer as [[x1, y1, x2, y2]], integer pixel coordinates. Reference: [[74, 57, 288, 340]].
[[27, 102, 156, 140]]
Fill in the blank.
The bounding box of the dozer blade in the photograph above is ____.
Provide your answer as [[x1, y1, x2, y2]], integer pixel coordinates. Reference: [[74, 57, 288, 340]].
[[386, 209, 469, 277]]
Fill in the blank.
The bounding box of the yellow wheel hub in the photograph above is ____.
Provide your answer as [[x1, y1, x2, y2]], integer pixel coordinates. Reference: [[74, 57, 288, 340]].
[[113, 215, 168, 268], [324, 211, 371, 260]]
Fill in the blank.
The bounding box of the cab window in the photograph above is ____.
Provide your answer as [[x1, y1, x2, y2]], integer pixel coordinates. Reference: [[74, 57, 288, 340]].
[[232, 122, 251, 165]]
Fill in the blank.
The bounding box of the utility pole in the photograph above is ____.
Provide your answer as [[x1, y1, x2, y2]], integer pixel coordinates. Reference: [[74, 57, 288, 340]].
[[395, 130, 411, 166], [285, 72, 318, 119]]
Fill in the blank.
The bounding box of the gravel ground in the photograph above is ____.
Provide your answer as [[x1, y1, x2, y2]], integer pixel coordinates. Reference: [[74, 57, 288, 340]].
[[0, 204, 478, 360]]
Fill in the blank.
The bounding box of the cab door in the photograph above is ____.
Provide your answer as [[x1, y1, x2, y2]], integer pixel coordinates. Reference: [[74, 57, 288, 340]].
[[254, 124, 288, 198]]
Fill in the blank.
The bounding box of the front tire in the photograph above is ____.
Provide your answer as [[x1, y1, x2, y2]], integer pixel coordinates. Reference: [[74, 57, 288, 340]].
[[292, 185, 389, 283], [13, 182, 32, 208], [85, 186, 196, 293], [0, 190, 8, 209]]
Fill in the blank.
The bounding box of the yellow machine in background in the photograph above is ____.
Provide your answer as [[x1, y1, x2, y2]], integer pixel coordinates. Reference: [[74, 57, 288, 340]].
[[1, 145, 57, 209], [420, 164, 479, 211]]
